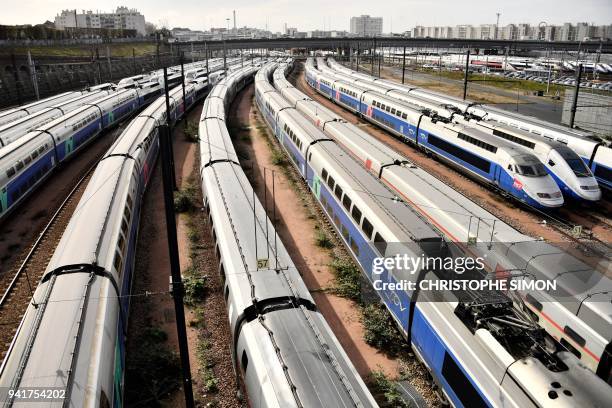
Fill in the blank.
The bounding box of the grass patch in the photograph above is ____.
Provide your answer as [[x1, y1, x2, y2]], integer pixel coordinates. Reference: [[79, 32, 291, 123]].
[[369, 371, 411, 408], [183, 274, 208, 306], [184, 120, 199, 143], [314, 230, 334, 249], [271, 149, 287, 166], [174, 183, 198, 213], [330, 258, 361, 300], [124, 326, 181, 406], [196, 341, 219, 393], [362, 303, 405, 356]]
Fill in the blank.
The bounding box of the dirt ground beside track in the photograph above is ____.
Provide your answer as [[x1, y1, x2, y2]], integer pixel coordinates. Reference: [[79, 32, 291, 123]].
[[126, 105, 242, 408]]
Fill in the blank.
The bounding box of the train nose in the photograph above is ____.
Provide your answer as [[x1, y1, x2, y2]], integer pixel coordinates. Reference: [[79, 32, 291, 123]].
[[528, 176, 564, 207], [578, 183, 602, 201]]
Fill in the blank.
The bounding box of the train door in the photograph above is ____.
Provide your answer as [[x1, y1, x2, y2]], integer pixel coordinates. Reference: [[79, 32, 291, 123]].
[[493, 164, 502, 184], [312, 174, 321, 199], [107, 111, 115, 125], [65, 136, 74, 156], [0, 187, 7, 214]]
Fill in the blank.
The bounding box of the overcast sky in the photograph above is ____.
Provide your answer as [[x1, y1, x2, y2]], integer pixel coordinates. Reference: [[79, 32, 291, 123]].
[[1, 0, 611, 33]]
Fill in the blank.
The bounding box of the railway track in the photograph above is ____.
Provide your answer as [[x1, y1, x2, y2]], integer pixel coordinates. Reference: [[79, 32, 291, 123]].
[[0, 164, 96, 358]]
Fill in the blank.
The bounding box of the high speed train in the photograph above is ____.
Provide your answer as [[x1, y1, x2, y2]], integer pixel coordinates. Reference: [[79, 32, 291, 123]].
[[456, 118, 602, 201], [274, 61, 612, 384], [0, 91, 87, 128], [306, 62, 564, 209], [198, 66, 377, 407], [0, 85, 162, 221], [0, 73, 208, 407], [0, 89, 116, 147], [257, 61, 612, 407], [325, 57, 612, 192], [320, 58, 601, 203]]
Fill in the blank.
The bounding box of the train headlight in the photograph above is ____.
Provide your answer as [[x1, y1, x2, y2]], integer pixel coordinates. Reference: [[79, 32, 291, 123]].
[[537, 193, 551, 198]]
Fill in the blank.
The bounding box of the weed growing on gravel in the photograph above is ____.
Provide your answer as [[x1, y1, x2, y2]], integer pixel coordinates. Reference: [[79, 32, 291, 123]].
[[330, 258, 361, 300], [184, 120, 199, 143], [124, 326, 181, 406], [174, 183, 198, 213], [183, 274, 208, 306], [315, 230, 334, 248], [369, 371, 411, 408], [361, 303, 405, 356], [271, 149, 287, 166]]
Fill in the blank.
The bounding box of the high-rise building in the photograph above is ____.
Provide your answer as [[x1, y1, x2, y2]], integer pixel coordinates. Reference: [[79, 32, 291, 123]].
[[411, 22, 612, 41], [350, 15, 383, 37], [54, 7, 146, 35]]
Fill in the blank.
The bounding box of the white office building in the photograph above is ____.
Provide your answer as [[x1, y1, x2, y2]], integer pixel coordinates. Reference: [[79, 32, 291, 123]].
[[350, 15, 383, 37], [54, 7, 147, 36]]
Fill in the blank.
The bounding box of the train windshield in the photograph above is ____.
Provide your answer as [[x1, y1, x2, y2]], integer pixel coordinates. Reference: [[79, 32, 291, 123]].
[[517, 163, 548, 177], [557, 147, 592, 177]]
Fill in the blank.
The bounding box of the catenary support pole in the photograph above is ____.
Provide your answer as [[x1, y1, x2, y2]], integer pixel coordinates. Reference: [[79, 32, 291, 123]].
[[463, 49, 470, 100], [402, 45, 406, 84], [159, 122, 195, 408], [163, 67, 178, 190], [569, 64, 583, 128]]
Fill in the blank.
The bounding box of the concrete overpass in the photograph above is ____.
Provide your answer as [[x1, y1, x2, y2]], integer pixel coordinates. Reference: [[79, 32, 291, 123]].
[[179, 36, 612, 53]]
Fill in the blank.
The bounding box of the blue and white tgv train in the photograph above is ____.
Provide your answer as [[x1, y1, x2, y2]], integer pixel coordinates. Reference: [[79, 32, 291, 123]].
[[257, 65, 612, 408], [0, 88, 144, 220], [305, 67, 563, 208], [458, 119, 602, 202]]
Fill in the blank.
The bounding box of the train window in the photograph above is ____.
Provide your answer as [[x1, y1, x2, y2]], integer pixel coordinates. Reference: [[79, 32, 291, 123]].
[[308, 152, 312, 162], [391, 108, 396, 115], [15, 160, 24, 171], [560, 338, 581, 359], [31, 151, 39, 160], [327, 176, 335, 190], [333, 214, 341, 228], [402, 113, 407, 119], [362, 218, 373, 239], [118, 233, 126, 252], [224, 286, 230, 301], [441, 352, 488, 408], [334, 185, 343, 199], [113, 250, 122, 272], [38, 146, 46, 154], [374, 233, 387, 253], [341, 225, 349, 240], [6, 167, 15, 178], [548, 160, 555, 167], [322, 169, 328, 181], [381, 104, 386, 110], [351, 206, 362, 223], [350, 238, 360, 256], [564, 326, 586, 347], [342, 195, 352, 210], [385, 106, 391, 112], [241, 350, 249, 372]]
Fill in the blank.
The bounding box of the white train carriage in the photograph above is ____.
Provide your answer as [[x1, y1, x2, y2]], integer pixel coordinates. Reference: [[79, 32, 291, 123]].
[[199, 67, 377, 407], [308, 64, 564, 209], [257, 62, 612, 407], [0, 90, 115, 147], [0, 91, 84, 128], [279, 62, 612, 384], [326, 57, 612, 192]]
